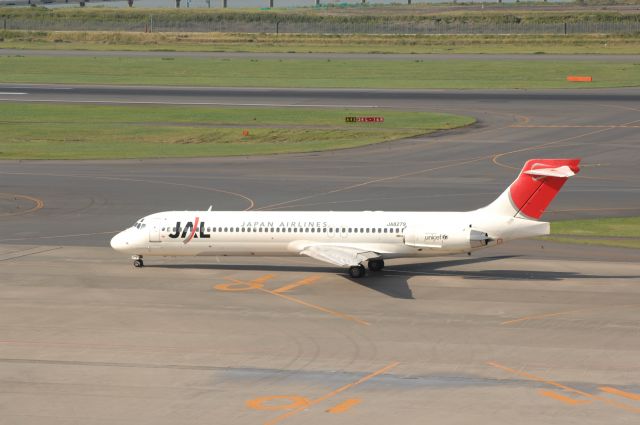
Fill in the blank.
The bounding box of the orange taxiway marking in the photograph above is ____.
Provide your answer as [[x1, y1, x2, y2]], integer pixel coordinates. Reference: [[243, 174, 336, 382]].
[[215, 274, 369, 326], [0, 192, 45, 217], [273, 275, 321, 293], [326, 398, 362, 413], [600, 387, 640, 401], [262, 362, 399, 425], [538, 389, 592, 406], [246, 395, 310, 412], [488, 361, 640, 414]]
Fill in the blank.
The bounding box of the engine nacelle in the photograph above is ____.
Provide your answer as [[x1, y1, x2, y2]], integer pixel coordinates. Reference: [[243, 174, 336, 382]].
[[404, 227, 494, 251]]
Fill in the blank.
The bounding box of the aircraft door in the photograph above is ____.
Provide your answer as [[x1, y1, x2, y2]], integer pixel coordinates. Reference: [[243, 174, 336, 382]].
[[149, 219, 161, 243]]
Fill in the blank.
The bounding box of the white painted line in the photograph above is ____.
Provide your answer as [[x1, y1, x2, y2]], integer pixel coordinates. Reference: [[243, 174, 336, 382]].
[[0, 98, 378, 108], [0, 92, 27, 95]]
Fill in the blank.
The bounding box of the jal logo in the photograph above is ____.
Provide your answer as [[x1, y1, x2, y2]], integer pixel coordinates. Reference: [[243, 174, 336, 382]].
[[168, 217, 211, 244]]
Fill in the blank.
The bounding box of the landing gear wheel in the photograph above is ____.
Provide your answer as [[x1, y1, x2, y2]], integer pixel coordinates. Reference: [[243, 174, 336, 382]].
[[348, 265, 365, 278], [133, 259, 144, 268], [368, 259, 385, 272]]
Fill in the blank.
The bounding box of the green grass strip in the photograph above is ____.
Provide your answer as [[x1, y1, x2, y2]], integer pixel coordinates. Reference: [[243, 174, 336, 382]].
[[0, 103, 474, 160], [0, 56, 638, 89], [551, 216, 640, 238], [543, 216, 640, 249]]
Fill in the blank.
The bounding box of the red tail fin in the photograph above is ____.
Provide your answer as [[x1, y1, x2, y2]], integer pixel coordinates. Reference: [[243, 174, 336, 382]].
[[509, 158, 581, 219], [482, 158, 581, 219]]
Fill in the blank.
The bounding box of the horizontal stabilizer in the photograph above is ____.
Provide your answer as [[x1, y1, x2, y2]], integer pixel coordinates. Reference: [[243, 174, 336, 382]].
[[523, 165, 576, 179], [481, 158, 581, 220]]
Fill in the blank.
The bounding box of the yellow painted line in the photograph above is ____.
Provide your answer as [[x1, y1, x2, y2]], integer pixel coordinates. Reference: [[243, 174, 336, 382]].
[[492, 126, 617, 171], [487, 361, 640, 414], [502, 304, 640, 326], [256, 155, 491, 211], [257, 287, 370, 326], [501, 309, 588, 325], [273, 275, 321, 293], [264, 362, 399, 425], [261, 114, 633, 212], [0, 192, 44, 217], [0, 172, 255, 211], [600, 387, 640, 401], [538, 389, 592, 406], [255, 109, 537, 211], [326, 398, 362, 414]]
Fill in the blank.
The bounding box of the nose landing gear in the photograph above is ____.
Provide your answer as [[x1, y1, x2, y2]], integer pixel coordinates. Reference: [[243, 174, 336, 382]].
[[132, 255, 144, 268]]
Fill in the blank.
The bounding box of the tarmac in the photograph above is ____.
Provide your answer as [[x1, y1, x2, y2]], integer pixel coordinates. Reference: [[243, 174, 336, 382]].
[[1, 80, 639, 424]]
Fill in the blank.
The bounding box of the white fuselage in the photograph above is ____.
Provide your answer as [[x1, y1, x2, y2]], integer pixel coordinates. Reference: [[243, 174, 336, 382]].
[[110, 210, 550, 259]]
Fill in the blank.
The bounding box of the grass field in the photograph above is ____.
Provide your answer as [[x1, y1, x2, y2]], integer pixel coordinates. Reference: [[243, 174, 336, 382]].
[[0, 103, 474, 160], [3, 32, 640, 55], [545, 216, 640, 249], [0, 55, 638, 89]]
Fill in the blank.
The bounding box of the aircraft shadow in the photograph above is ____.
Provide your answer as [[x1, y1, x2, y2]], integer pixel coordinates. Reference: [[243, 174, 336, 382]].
[[149, 255, 640, 300], [351, 256, 517, 299]]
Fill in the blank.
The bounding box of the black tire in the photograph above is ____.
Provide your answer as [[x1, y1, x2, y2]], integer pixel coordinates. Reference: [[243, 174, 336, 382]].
[[133, 259, 144, 268], [368, 259, 385, 271], [348, 265, 365, 278]]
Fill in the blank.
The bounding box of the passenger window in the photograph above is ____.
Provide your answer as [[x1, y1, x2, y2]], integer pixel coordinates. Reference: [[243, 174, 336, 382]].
[[384, 228, 388, 233], [348, 228, 352, 232], [354, 228, 358, 233], [329, 228, 333, 233], [360, 228, 364, 233], [311, 228, 315, 233], [322, 228, 326, 233], [224, 227, 228, 232], [304, 228, 309, 233], [342, 228, 346, 233], [294, 228, 298, 233]]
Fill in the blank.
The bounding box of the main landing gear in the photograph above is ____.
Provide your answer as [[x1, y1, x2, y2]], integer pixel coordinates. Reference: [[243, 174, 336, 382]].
[[348, 259, 385, 278], [132, 255, 144, 268], [367, 259, 385, 272], [348, 265, 365, 278]]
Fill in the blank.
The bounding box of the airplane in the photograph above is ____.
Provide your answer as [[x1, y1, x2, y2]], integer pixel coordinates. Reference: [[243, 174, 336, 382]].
[[111, 158, 580, 278]]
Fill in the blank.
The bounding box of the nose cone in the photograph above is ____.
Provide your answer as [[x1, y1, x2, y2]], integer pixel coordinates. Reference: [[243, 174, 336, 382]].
[[110, 231, 129, 251]]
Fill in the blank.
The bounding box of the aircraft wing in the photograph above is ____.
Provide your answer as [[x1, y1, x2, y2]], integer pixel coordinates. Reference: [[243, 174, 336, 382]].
[[299, 245, 381, 267]]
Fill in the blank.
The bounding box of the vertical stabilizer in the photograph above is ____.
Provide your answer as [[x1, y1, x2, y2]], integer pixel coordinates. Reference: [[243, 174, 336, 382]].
[[482, 158, 581, 220]]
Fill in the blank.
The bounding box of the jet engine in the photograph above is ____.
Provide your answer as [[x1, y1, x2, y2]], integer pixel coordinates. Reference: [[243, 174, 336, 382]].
[[404, 226, 494, 251]]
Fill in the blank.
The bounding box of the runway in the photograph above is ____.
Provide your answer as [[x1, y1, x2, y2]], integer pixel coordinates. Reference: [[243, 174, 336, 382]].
[[1, 80, 639, 424]]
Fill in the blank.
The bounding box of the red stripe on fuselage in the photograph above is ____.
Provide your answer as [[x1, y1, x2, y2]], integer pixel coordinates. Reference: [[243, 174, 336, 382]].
[[183, 217, 200, 244]]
